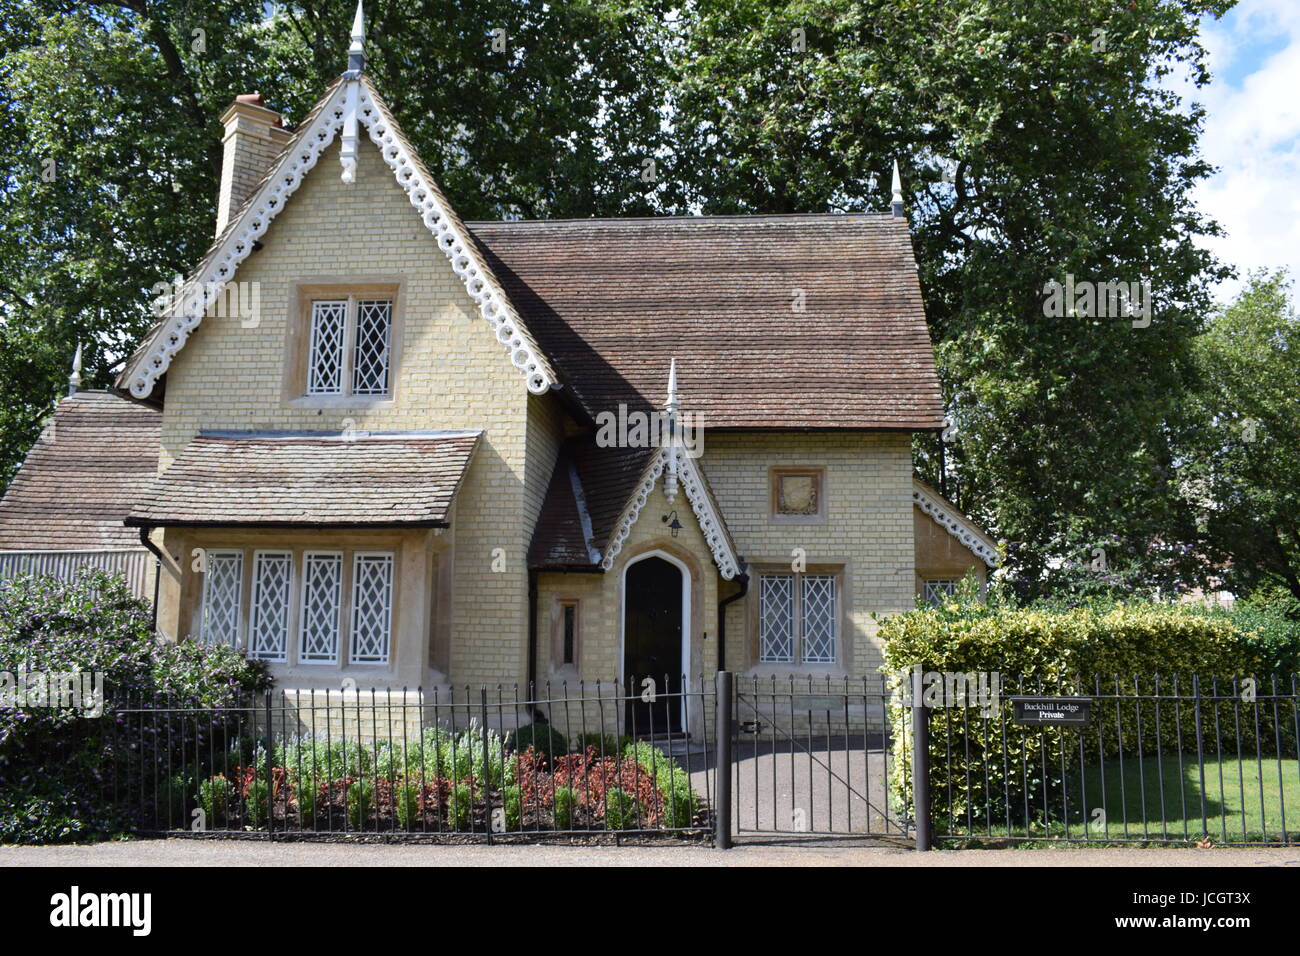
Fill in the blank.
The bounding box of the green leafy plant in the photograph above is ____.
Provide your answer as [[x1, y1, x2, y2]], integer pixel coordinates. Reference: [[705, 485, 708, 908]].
[[553, 786, 577, 830], [602, 788, 639, 830], [197, 775, 233, 827], [244, 778, 269, 829], [346, 779, 374, 830], [449, 783, 472, 831]]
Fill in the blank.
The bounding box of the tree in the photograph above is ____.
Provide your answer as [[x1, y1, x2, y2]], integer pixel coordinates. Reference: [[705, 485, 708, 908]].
[[1180, 271, 1300, 599], [0, 0, 668, 489], [644, 0, 1231, 594]]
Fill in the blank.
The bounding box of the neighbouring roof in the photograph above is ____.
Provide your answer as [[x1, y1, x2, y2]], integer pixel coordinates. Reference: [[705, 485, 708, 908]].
[[125, 431, 480, 528], [469, 215, 945, 430], [913, 477, 999, 567], [0, 392, 161, 551]]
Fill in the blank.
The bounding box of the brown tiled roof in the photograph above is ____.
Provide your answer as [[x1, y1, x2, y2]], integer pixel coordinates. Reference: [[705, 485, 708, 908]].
[[126, 431, 480, 528], [468, 214, 944, 430], [0, 392, 161, 550], [528, 439, 740, 573], [529, 440, 654, 569]]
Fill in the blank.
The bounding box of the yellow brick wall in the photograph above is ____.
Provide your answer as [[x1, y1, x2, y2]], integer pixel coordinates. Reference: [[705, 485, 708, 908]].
[[158, 136, 536, 689], [704, 432, 915, 680]]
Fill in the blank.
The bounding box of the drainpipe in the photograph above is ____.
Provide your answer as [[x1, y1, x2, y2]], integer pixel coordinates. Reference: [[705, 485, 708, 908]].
[[526, 567, 543, 721], [137, 525, 165, 634], [717, 564, 749, 672]]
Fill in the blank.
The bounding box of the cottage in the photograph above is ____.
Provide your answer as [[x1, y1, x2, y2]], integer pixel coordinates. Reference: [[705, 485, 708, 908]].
[[0, 4, 997, 731]]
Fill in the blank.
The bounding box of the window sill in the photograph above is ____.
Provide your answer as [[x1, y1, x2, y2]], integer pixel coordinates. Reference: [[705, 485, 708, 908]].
[[285, 394, 395, 411], [745, 663, 849, 681]]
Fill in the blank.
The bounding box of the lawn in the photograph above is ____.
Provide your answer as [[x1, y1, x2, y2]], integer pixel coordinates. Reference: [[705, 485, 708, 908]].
[[1068, 755, 1300, 843]]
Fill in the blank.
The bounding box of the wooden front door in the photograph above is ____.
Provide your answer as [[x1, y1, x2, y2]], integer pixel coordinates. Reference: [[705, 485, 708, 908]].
[[623, 556, 684, 733]]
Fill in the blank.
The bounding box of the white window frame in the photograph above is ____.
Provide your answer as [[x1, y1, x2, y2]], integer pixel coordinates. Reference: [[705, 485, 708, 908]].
[[248, 550, 293, 662], [298, 550, 344, 664], [758, 570, 840, 667], [201, 549, 244, 648], [349, 551, 395, 666], [304, 295, 392, 399]]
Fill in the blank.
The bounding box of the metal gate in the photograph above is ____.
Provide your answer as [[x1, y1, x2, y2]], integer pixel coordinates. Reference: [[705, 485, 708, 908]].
[[723, 674, 911, 838]]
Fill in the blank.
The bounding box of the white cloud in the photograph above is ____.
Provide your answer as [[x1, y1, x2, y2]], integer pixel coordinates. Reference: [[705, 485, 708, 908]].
[[1185, 0, 1300, 304]]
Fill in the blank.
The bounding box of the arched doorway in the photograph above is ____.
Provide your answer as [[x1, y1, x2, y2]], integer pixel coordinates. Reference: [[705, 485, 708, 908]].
[[621, 552, 689, 733]]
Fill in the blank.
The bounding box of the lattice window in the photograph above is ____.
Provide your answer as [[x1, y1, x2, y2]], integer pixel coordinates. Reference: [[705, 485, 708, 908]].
[[923, 579, 959, 608], [249, 551, 292, 662], [307, 300, 347, 394], [352, 299, 391, 394], [801, 575, 838, 664], [350, 552, 393, 664], [759, 574, 795, 663], [201, 550, 243, 648], [759, 571, 839, 665], [300, 552, 342, 663]]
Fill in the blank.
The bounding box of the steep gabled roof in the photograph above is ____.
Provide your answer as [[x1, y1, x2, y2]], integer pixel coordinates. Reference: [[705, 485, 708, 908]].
[[468, 215, 944, 430], [528, 437, 741, 580], [116, 74, 556, 404], [0, 392, 161, 550]]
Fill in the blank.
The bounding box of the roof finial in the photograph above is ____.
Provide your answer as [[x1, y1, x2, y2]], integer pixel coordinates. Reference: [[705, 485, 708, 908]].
[[663, 358, 680, 503], [891, 159, 904, 218], [346, 0, 366, 76], [67, 342, 82, 397]]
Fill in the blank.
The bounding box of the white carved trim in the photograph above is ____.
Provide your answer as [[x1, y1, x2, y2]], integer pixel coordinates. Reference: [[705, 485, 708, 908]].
[[912, 482, 998, 567], [601, 448, 739, 580], [125, 77, 555, 400], [356, 79, 552, 394]]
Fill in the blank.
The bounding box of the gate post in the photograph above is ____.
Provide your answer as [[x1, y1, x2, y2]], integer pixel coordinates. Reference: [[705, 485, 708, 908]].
[[911, 668, 931, 851], [715, 670, 733, 849]]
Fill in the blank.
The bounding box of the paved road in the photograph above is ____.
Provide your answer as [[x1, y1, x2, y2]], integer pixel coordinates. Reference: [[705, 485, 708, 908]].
[[4, 839, 1298, 867]]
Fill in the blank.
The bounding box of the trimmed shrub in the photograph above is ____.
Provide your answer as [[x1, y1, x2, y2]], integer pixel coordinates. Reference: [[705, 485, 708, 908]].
[[506, 722, 567, 764], [244, 778, 269, 828], [502, 785, 522, 831], [197, 775, 234, 827], [574, 732, 632, 757], [624, 740, 697, 828], [346, 778, 374, 829], [395, 780, 421, 829]]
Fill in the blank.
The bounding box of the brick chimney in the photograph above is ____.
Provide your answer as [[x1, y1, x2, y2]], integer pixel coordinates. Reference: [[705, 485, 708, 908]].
[[214, 93, 292, 237]]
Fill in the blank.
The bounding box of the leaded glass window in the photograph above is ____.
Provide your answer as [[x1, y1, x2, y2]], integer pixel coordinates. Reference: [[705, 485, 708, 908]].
[[201, 550, 243, 648], [300, 551, 343, 663], [350, 552, 394, 665]]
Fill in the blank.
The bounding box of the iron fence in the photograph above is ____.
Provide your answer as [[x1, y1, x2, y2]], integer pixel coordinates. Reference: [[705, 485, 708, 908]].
[[104, 678, 718, 840], [911, 673, 1300, 847], [86, 669, 1300, 848]]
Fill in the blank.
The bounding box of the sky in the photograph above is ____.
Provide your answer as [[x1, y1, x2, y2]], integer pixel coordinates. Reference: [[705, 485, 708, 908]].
[[1186, 0, 1300, 304]]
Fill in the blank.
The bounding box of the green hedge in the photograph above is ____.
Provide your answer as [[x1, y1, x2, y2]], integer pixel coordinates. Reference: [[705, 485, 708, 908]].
[[880, 600, 1297, 833]]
